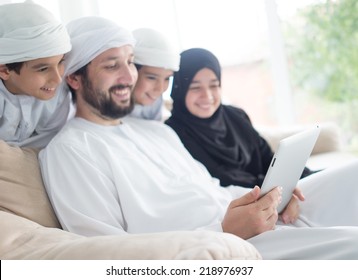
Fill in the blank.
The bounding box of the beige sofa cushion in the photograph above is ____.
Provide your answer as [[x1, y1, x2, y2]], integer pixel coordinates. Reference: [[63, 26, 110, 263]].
[[0, 140, 60, 228], [0, 211, 261, 260]]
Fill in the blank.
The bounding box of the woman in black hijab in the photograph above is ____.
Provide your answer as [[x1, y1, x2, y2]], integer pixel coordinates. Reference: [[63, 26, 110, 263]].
[[165, 48, 314, 188]]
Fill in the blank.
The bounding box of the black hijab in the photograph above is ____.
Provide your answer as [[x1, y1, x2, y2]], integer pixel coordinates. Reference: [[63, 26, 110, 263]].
[[165, 48, 274, 188]]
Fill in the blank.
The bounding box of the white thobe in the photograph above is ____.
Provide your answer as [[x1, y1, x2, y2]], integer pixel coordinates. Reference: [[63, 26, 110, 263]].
[[39, 116, 358, 259], [39, 117, 239, 235]]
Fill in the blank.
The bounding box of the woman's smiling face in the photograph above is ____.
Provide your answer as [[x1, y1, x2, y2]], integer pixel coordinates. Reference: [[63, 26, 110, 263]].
[[185, 68, 221, 118]]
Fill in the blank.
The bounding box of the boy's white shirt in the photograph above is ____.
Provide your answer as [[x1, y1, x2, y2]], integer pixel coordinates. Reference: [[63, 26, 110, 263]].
[[130, 96, 163, 121], [0, 80, 70, 148]]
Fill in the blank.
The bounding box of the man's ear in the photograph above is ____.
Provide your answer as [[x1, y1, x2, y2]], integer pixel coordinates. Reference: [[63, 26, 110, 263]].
[[66, 74, 81, 90], [0, 64, 10, 80]]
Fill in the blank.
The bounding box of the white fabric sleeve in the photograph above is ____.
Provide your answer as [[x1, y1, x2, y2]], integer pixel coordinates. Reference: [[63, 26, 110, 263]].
[[196, 222, 224, 232], [20, 93, 71, 148], [39, 143, 128, 237], [129, 97, 163, 121], [148, 96, 163, 121], [224, 185, 252, 199], [37, 92, 71, 135]]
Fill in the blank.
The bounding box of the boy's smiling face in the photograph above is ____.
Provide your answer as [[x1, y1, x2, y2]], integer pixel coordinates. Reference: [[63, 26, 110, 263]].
[[132, 66, 174, 106], [0, 54, 65, 100]]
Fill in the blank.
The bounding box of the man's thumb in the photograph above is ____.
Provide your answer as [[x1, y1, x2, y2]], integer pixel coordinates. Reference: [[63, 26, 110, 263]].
[[229, 186, 261, 208]]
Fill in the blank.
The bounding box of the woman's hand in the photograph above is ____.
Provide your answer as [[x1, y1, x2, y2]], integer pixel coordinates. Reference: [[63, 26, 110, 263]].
[[279, 187, 305, 224]]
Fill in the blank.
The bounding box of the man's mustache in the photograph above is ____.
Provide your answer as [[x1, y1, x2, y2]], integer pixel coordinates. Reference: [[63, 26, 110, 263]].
[[109, 84, 133, 92]]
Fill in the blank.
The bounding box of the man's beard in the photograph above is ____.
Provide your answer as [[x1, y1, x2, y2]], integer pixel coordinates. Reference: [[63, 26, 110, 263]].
[[81, 74, 134, 120]]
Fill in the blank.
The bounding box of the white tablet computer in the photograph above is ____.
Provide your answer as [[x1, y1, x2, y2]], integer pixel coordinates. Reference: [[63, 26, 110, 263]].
[[260, 125, 320, 213]]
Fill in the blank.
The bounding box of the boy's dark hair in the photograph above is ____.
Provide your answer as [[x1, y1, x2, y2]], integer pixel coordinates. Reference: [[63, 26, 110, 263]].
[[68, 63, 89, 104], [135, 63, 143, 71], [5, 62, 24, 75]]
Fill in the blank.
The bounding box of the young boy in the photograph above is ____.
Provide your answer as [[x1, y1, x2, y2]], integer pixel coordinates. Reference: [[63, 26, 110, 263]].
[[129, 28, 180, 121], [0, 2, 71, 148]]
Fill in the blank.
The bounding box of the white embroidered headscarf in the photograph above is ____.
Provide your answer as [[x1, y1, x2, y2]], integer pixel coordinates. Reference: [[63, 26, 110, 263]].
[[133, 28, 180, 71], [0, 1, 71, 64]]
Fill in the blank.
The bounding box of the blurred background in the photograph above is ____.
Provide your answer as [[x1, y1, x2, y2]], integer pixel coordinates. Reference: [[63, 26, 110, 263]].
[[2, 0, 357, 153]]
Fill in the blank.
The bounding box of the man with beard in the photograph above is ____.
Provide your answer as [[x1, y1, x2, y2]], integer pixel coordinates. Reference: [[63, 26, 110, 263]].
[[39, 16, 358, 259], [39, 16, 281, 239]]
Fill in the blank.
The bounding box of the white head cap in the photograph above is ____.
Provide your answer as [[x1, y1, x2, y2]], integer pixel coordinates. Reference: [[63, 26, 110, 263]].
[[133, 28, 180, 71], [64, 16, 136, 76], [0, 1, 71, 64]]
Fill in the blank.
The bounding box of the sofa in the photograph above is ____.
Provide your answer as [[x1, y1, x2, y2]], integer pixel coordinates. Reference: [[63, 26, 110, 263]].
[[0, 122, 355, 260]]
